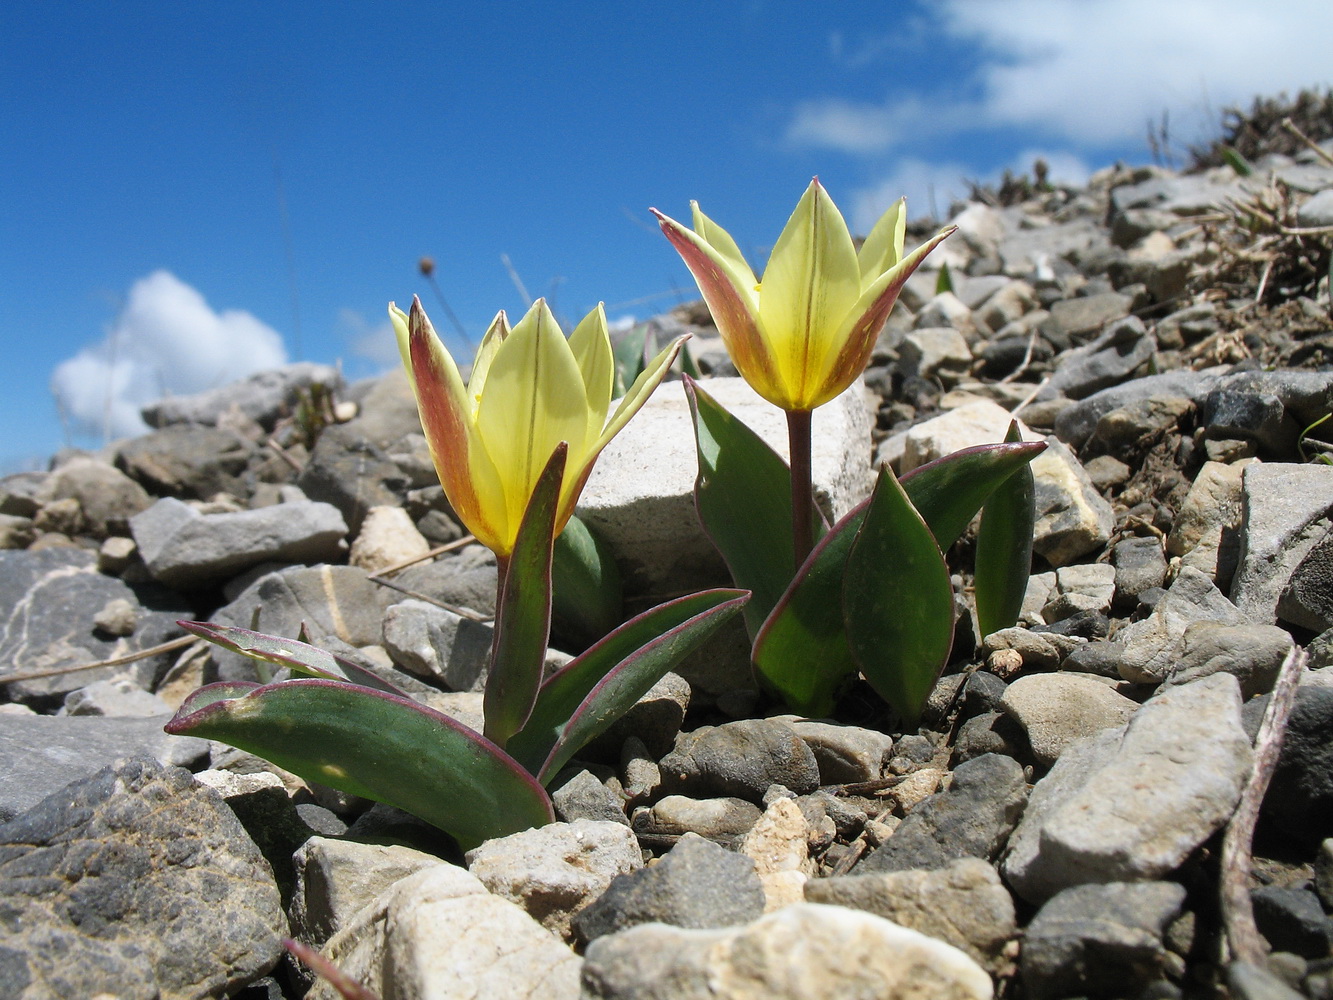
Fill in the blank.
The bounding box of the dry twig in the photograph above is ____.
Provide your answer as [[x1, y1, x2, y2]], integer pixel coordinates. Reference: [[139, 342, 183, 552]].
[[0, 634, 197, 685]]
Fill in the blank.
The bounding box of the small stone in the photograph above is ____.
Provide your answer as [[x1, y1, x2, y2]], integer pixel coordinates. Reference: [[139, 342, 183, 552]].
[[999, 672, 1138, 767], [97, 534, 138, 573], [348, 504, 431, 573], [552, 769, 629, 827], [661, 719, 820, 803], [62, 677, 170, 718], [1162, 622, 1293, 697], [631, 795, 762, 843], [1113, 536, 1169, 608], [892, 768, 944, 813], [785, 718, 894, 784], [1251, 885, 1333, 959], [92, 596, 138, 636]]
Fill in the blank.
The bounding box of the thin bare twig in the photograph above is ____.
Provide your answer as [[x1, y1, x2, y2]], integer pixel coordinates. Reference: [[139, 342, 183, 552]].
[[1221, 645, 1308, 965], [366, 535, 476, 579], [285, 939, 382, 1000], [366, 576, 492, 622], [266, 438, 304, 473], [1281, 117, 1333, 168], [0, 634, 198, 685]]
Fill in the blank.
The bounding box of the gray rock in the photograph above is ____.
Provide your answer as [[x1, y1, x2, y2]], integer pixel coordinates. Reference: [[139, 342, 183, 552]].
[[0, 472, 45, 518], [1053, 371, 1220, 447], [1214, 370, 1333, 434], [1111, 173, 1240, 216], [289, 836, 443, 947], [1231, 464, 1333, 625], [142, 362, 341, 430], [1021, 881, 1187, 1000], [0, 514, 35, 549], [1251, 885, 1333, 958], [1243, 685, 1333, 840], [1319, 838, 1333, 911], [1003, 674, 1252, 903], [999, 672, 1138, 767], [382, 599, 495, 690], [117, 424, 257, 500], [395, 542, 500, 617], [1228, 961, 1310, 1000], [586, 671, 692, 763], [805, 857, 1016, 972], [1201, 388, 1294, 455], [552, 769, 630, 826], [0, 755, 285, 999], [130, 496, 347, 588], [1162, 622, 1293, 697], [661, 719, 820, 802], [1042, 291, 1132, 343], [859, 753, 1029, 873], [1116, 567, 1249, 683], [1090, 394, 1193, 455], [898, 328, 973, 383], [581, 902, 991, 999], [466, 819, 642, 940], [1168, 459, 1249, 584], [573, 833, 764, 944], [62, 677, 171, 717], [631, 795, 763, 843], [0, 548, 188, 701], [784, 719, 895, 784], [1280, 528, 1333, 631], [952, 711, 1027, 764], [308, 864, 581, 1000], [0, 713, 208, 822], [37, 456, 152, 537], [1298, 188, 1333, 228], [1043, 315, 1155, 400], [1113, 536, 1169, 608], [210, 564, 395, 681], [1030, 438, 1115, 565]]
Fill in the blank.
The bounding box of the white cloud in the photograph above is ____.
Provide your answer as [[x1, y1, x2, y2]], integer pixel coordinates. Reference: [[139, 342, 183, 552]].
[[51, 271, 287, 440], [339, 307, 399, 368], [789, 0, 1333, 155]]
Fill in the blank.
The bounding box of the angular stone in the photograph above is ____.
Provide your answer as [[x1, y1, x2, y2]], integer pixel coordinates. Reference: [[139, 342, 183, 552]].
[[899, 328, 973, 384], [1003, 674, 1252, 903], [348, 504, 430, 574], [552, 769, 629, 827], [859, 753, 1029, 874], [466, 819, 642, 940], [579, 902, 993, 1000], [0, 756, 285, 999], [1162, 622, 1293, 698], [141, 362, 341, 430], [130, 496, 347, 588], [117, 424, 256, 500], [631, 795, 762, 843], [999, 672, 1138, 766], [1043, 316, 1155, 400], [1115, 567, 1249, 683], [1042, 292, 1132, 342], [578, 376, 872, 596], [1030, 439, 1115, 566], [573, 833, 765, 943], [381, 599, 494, 690], [308, 864, 580, 1000], [37, 456, 152, 537], [62, 677, 171, 717], [1021, 881, 1186, 1000], [784, 718, 894, 784], [1053, 371, 1219, 448], [661, 719, 820, 802], [806, 857, 1017, 973]]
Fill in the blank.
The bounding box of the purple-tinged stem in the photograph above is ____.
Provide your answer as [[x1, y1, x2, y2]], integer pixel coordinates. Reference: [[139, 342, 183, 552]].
[[787, 409, 814, 571]]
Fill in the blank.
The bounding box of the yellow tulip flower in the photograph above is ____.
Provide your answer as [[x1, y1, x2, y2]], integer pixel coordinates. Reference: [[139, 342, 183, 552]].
[[653, 178, 954, 412], [390, 296, 683, 559]]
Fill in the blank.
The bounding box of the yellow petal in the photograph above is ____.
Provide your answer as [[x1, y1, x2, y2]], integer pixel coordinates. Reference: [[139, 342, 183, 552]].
[[475, 298, 590, 538], [811, 226, 956, 408], [389, 302, 412, 372], [857, 197, 907, 283], [653, 208, 787, 405], [467, 310, 510, 414], [567, 303, 614, 450], [403, 297, 509, 553], [691, 201, 750, 275], [757, 179, 861, 408]]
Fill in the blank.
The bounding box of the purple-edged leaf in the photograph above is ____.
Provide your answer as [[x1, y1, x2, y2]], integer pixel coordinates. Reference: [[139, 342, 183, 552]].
[[506, 589, 749, 783], [900, 440, 1046, 552], [484, 444, 564, 749], [685, 377, 825, 638], [751, 500, 869, 717], [975, 421, 1037, 638], [178, 621, 409, 696], [844, 466, 955, 727], [165, 678, 553, 850]]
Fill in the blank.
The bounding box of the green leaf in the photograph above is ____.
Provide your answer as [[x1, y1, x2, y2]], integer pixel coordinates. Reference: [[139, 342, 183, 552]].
[[844, 466, 955, 727], [177, 621, 409, 696], [483, 444, 563, 748], [751, 501, 868, 717], [551, 515, 623, 647], [165, 679, 554, 850], [1221, 145, 1254, 177], [975, 421, 1038, 638], [934, 261, 954, 296], [612, 323, 650, 397], [900, 441, 1047, 552], [507, 588, 748, 783], [685, 376, 824, 638]]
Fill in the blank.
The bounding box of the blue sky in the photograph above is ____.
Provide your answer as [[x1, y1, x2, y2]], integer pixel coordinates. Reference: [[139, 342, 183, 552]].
[[3, 0, 1331, 473]]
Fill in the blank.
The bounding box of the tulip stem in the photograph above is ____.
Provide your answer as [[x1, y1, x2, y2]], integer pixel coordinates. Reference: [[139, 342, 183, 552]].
[[787, 409, 814, 571]]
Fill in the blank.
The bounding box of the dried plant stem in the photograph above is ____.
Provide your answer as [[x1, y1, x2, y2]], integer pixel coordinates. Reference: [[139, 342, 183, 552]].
[[787, 409, 814, 571], [367, 535, 476, 579], [284, 939, 382, 1000], [366, 576, 491, 622], [1220, 645, 1307, 965], [0, 634, 198, 685]]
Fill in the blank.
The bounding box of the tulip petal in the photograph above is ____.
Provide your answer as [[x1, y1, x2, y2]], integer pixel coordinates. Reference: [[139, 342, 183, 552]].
[[567, 303, 614, 448], [653, 208, 786, 404], [403, 298, 510, 552], [757, 178, 862, 409], [690, 202, 751, 276], [476, 299, 590, 540], [467, 310, 511, 414], [811, 226, 956, 408], [857, 196, 907, 282]]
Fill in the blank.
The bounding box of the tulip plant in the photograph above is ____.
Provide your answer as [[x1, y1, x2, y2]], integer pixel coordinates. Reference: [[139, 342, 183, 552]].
[[167, 297, 748, 850], [656, 181, 1044, 722]]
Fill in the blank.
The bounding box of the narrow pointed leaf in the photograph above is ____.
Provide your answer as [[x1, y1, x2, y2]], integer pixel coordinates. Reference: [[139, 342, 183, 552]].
[[900, 440, 1046, 552], [507, 589, 749, 782], [164, 679, 554, 850], [551, 514, 623, 647], [483, 444, 564, 748], [751, 500, 869, 716], [685, 377, 825, 638], [178, 621, 409, 696], [845, 467, 955, 727], [975, 421, 1037, 638]]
